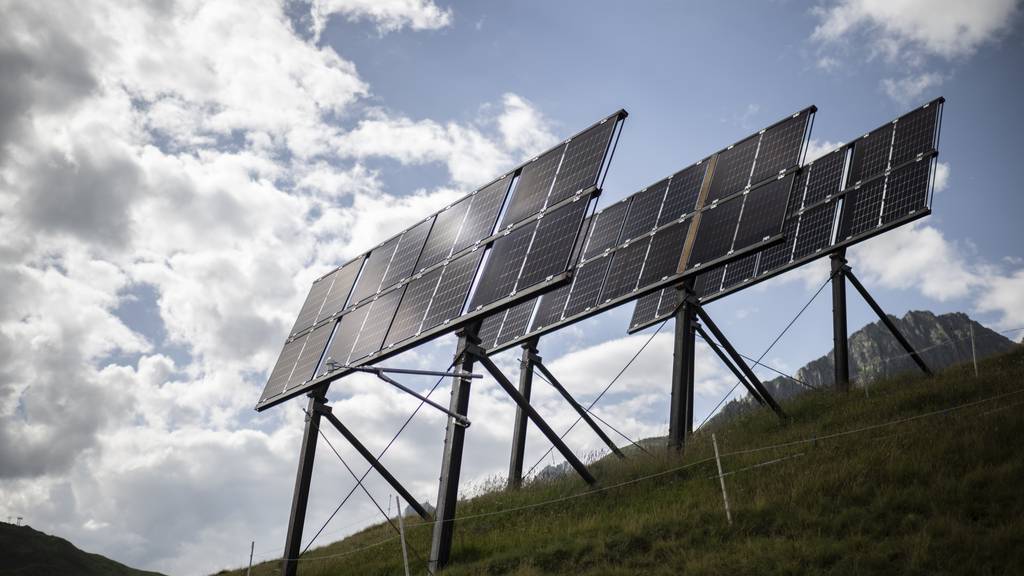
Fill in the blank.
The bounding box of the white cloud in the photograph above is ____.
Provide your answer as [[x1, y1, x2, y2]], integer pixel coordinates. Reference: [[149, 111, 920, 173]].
[[934, 161, 950, 192], [804, 139, 845, 162], [311, 0, 452, 37], [882, 72, 946, 104]]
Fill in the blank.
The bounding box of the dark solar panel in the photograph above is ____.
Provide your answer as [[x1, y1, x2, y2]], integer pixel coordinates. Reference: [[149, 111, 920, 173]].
[[582, 200, 629, 260], [731, 174, 793, 252], [706, 135, 759, 203], [349, 236, 400, 305], [287, 321, 334, 391], [453, 177, 511, 253], [418, 197, 471, 270], [423, 250, 484, 329], [881, 158, 931, 225], [532, 282, 572, 329], [891, 103, 939, 167], [500, 146, 565, 228], [848, 124, 893, 184], [693, 266, 725, 298], [496, 298, 537, 345], [516, 198, 590, 291], [563, 256, 611, 317], [688, 198, 743, 267], [469, 225, 534, 309], [793, 201, 839, 260], [638, 220, 689, 287], [839, 178, 885, 239], [757, 215, 799, 273], [547, 118, 617, 205], [571, 215, 592, 264], [316, 257, 365, 322], [290, 274, 335, 337], [749, 112, 809, 185], [476, 308, 504, 349], [802, 149, 847, 207], [319, 303, 372, 372], [722, 252, 758, 290], [600, 238, 650, 302], [619, 179, 669, 241], [659, 163, 707, 225], [381, 217, 433, 288], [629, 290, 662, 330], [260, 336, 306, 403], [348, 287, 405, 363], [657, 286, 680, 316], [383, 267, 443, 348]]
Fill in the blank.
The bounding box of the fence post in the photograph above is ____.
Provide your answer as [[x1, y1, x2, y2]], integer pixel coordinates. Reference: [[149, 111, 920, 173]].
[[711, 434, 732, 525], [397, 495, 411, 576]]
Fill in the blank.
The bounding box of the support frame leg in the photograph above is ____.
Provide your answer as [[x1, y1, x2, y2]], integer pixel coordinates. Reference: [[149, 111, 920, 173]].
[[533, 360, 625, 459], [670, 287, 697, 448], [831, 250, 851, 392], [507, 338, 538, 489], [844, 268, 933, 376], [281, 385, 328, 576]]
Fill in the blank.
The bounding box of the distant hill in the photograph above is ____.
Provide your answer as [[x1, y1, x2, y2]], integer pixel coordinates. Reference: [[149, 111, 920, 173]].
[[0, 523, 164, 576], [710, 310, 1018, 424]]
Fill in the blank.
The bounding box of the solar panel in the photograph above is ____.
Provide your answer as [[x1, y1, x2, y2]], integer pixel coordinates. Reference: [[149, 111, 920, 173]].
[[563, 256, 612, 317], [638, 220, 690, 286], [315, 258, 365, 324], [749, 112, 811, 184], [891, 103, 939, 166], [706, 135, 759, 203], [383, 267, 443, 348], [422, 250, 484, 330], [693, 266, 725, 298], [260, 336, 306, 403], [531, 284, 571, 330], [515, 198, 591, 291], [881, 157, 931, 224], [848, 124, 893, 185], [619, 179, 669, 242], [286, 321, 334, 391], [582, 200, 629, 260], [381, 217, 433, 289], [630, 290, 662, 331], [757, 213, 799, 272], [499, 147, 565, 228], [319, 303, 372, 371], [731, 174, 793, 252], [452, 177, 511, 254], [687, 197, 744, 267], [838, 177, 885, 240], [801, 149, 847, 207], [659, 163, 708, 225], [289, 273, 335, 338], [496, 298, 537, 345], [469, 225, 535, 309], [722, 252, 758, 290], [417, 197, 472, 271], [476, 308, 504, 349], [600, 237, 650, 302], [348, 236, 401, 305], [792, 201, 840, 260], [546, 117, 618, 205], [348, 287, 405, 363]]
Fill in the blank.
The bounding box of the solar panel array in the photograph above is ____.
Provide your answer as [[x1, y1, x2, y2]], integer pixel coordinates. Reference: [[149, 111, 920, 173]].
[[257, 110, 626, 410], [629, 98, 943, 332], [476, 107, 816, 353]]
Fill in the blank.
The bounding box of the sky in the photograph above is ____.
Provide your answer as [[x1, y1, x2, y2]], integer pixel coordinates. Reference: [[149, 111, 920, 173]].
[[1, 0, 1022, 573]]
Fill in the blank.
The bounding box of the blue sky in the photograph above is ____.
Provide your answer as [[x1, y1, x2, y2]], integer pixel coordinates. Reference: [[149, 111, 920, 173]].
[[1, 1, 1021, 574]]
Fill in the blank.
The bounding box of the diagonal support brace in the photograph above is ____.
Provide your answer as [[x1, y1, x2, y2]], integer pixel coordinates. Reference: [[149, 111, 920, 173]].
[[533, 358, 625, 460], [694, 324, 765, 407]]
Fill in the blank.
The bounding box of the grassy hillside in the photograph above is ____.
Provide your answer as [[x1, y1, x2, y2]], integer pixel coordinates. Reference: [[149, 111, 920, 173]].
[[224, 345, 1024, 576], [0, 523, 165, 576]]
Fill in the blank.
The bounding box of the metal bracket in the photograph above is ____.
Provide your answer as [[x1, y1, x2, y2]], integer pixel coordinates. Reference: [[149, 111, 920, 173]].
[[346, 365, 478, 428]]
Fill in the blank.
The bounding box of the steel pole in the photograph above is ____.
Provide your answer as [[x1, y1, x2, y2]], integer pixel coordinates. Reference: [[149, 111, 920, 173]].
[[670, 288, 697, 449], [844, 268, 933, 376], [533, 360, 625, 459], [831, 250, 851, 392], [507, 338, 538, 489], [694, 325, 764, 406], [281, 386, 328, 576]]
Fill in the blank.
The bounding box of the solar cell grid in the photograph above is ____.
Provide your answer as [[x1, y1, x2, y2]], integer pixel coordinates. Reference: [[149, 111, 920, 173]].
[[383, 267, 443, 348], [476, 309, 504, 349], [600, 238, 650, 302], [287, 322, 334, 390], [656, 287, 678, 317], [417, 197, 471, 270], [630, 290, 662, 330], [848, 124, 893, 184], [881, 158, 931, 225], [619, 179, 669, 241], [261, 336, 305, 402], [500, 147, 565, 228], [582, 200, 629, 260], [659, 163, 707, 225], [317, 257, 364, 322], [452, 178, 510, 254], [469, 225, 535, 309], [801, 149, 847, 207], [722, 252, 759, 290], [731, 174, 793, 252], [706, 136, 759, 203], [891, 104, 939, 167], [840, 178, 886, 239], [757, 215, 799, 273], [546, 118, 617, 205], [381, 217, 433, 289], [638, 220, 689, 287], [290, 274, 334, 337], [423, 250, 484, 329], [348, 288, 405, 363], [563, 257, 611, 317], [749, 113, 809, 184], [320, 303, 372, 372], [349, 236, 400, 305], [793, 201, 839, 260], [496, 298, 537, 345], [516, 199, 590, 290], [688, 198, 743, 266], [693, 266, 725, 298], [532, 283, 572, 330]]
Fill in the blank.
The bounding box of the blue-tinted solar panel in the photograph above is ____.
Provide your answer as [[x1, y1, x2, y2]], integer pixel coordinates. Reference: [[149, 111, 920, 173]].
[[750, 112, 810, 184], [423, 250, 484, 329], [382, 217, 433, 288], [619, 179, 669, 241], [582, 200, 629, 260], [453, 177, 511, 254], [659, 163, 707, 225], [349, 236, 400, 305], [563, 256, 611, 317], [891, 103, 939, 167], [848, 124, 893, 185], [706, 135, 759, 203], [600, 238, 650, 302], [731, 174, 793, 252], [469, 225, 534, 309], [348, 287, 405, 363], [500, 147, 565, 228], [546, 117, 617, 205], [383, 267, 443, 348], [638, 220, 689, 286], [418, 197, 472, 270], [688, 198, 743, 267], [315, 257, 365, 323], [516, 198, 590, 291]]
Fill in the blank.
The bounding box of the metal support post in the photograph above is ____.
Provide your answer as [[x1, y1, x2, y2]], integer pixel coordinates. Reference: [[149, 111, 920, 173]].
[[844, 268, 933, 376], [694, 324, 764, 406], [831, 250, 851, 392], [508, 338, 538, 489], [691, 300, 788, 420], [533, 359, 625, 459], [319, 406, 430, 520], [429, 328, 478, 573], [670, 285, 697, 449], [472, 349, 597, 485], [281, 385, 328, 576]]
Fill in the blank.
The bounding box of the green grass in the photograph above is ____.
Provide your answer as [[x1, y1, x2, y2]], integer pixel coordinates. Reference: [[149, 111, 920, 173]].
[[221, 346, 1024, 576]]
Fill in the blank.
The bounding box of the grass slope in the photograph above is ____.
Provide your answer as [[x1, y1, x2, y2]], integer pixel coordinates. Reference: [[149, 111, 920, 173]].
[[0, 523, 166, 576], [226, 346, 1024, 576]]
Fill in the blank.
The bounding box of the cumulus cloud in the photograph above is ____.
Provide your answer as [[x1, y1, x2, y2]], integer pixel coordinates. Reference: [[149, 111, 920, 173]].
[[311, 0, 452, 38], [881, 71, 946, 104]]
